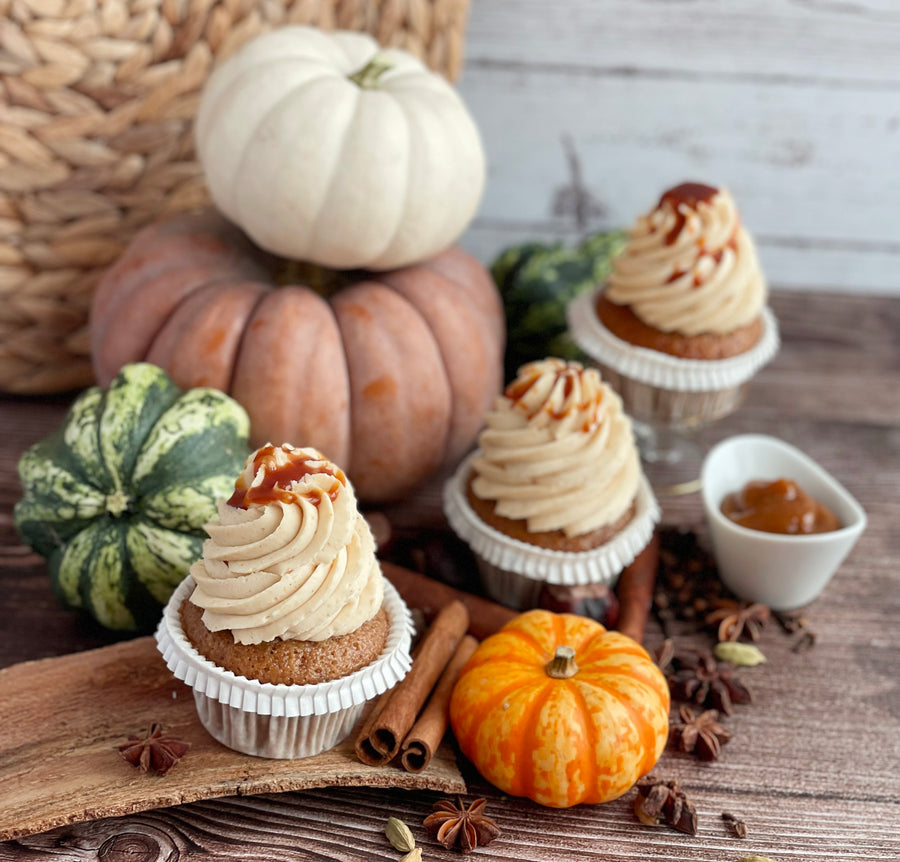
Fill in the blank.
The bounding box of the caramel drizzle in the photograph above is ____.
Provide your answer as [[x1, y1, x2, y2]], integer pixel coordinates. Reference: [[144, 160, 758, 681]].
[[504, 364, 602, 431], [228, 444, 345, 509], [658, 182, 719, 246]]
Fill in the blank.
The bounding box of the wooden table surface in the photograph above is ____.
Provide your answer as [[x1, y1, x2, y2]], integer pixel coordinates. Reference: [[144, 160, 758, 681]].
[[1, 290, 898, 861]]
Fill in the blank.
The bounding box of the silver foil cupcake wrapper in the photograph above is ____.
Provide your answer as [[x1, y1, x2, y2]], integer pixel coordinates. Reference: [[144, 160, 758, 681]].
[[567, 291, 780, 393]]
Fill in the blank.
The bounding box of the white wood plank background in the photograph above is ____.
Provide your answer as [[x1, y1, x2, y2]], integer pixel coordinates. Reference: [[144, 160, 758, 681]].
[[456, 0, 900, 295]]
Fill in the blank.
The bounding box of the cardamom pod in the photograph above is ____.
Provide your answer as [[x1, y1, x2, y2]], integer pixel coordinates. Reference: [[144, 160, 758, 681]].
[[714, 641, 767, 667], [399, 849, 423, 862], [385, 817, 416, 854]]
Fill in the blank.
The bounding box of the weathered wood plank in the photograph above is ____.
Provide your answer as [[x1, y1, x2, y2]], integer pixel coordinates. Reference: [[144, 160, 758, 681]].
[[0, 638, 464, 842], [457, 1, 900, 293], [462, 0, 900, 85], [1, 291, 898, 860]]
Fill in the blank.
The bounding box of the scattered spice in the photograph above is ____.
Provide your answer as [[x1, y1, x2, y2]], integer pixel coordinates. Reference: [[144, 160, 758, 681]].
[[722, 811, 749, 838], [633, 776, 698, 836], [714, 641, 767, 668], [706, 599, 771, 642], [666, 647, 753, 716], [672, 705, 732, 761], [399, 850, 423, 862], [774, 610, 807, 634], [655, 637, 676, 673], [654, 527, 726, 634], [385, 817, 417, 853], [774, 609, 818, 652], [424, 797, 501, 853], [117, 723, 190, 775], [791, 630, 817, 653]]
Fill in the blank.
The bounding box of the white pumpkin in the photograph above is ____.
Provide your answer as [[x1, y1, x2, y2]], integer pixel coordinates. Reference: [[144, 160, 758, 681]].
[[196, 26, 486, 271]]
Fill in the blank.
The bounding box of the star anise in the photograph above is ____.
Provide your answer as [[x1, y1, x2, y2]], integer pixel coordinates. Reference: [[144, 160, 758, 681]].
[[672, 705, 732, 760], [667, 647, 752, 716], [424, 797, 501, 853], [117, 723, 190, 775], [705, 599, 770, 642], [634, 775, 698, 836]]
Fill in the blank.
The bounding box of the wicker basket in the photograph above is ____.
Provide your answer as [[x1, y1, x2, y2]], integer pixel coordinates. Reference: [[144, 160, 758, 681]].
[[0, 0, 472, 394]]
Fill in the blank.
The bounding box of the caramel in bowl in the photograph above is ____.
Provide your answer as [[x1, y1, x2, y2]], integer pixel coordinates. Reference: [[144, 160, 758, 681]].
[[701, 435, 866, 610]]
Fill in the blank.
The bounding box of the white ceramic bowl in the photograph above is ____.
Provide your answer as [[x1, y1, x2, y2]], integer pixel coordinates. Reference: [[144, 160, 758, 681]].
[[701, 434, 866, 610]]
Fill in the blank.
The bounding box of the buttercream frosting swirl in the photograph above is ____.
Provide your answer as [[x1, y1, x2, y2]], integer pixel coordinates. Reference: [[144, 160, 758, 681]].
[[189, 443, 383, 645], [471, 358, 641, 537], [606, 183, 767, 336]]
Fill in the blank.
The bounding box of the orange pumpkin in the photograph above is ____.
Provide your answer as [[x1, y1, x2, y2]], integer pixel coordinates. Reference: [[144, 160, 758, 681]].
[[449, 610, 669, 808], [90, 210, 505, 502]]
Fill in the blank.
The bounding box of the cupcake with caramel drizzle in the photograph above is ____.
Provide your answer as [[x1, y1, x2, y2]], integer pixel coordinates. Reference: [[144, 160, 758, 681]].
[[567, 182, 780, 431], [597, 183, 767, 359], [156, 443, 413, 759], [445, 358, 659, 609], [181, 443, 389, 685]]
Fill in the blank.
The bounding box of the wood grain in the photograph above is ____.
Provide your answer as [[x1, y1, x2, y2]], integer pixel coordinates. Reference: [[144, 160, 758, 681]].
[[1, 291, 899, 860], [457, 1, 900, 294], [0, 638, 464, 843]]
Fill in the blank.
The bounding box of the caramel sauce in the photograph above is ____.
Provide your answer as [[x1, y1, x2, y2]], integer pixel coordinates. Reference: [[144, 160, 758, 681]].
[[504, 363, 601, 430], [721, 478, 841, 535], [658, 182, 719, 245], [664, 232, 738, 289], [228, 444, 345, 509]]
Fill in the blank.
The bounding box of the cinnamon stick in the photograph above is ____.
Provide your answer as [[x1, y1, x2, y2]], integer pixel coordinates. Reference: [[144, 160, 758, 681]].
[[382, 561, 517, 640], [615, 531, 660, 644], [354, 600, 469, 766], [400, 634, 478, 773]]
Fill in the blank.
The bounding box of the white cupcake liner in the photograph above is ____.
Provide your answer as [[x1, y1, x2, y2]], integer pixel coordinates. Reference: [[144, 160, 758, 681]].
[[155, 576, 413, 759], [567, 290, 780, 394], [443, 451, 661, 609]]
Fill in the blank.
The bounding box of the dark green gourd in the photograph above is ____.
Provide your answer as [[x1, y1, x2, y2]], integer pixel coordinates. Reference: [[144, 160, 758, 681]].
[[14, 363, 251, 632]]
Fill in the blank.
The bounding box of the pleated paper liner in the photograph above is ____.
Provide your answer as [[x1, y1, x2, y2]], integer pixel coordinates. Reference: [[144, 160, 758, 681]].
[[567, 292, 780, 396], [443, 452, 661, 610], [156, 577, 414, 759]]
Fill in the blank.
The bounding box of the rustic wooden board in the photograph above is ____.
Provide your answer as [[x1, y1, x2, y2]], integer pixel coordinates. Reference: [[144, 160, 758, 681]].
[[0, 638, 464, 842], [2, 291, 899, 860]]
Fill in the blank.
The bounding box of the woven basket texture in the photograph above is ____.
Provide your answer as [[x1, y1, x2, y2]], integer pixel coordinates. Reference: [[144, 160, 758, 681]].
[[0, 0, 471, 394]]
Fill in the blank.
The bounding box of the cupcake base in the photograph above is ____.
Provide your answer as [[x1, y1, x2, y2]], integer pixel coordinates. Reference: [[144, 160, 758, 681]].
[[156, 577, 413, 759], [594, 294, 764, 360], [567, 291, 780, 416], [444, 452, 660, 610]]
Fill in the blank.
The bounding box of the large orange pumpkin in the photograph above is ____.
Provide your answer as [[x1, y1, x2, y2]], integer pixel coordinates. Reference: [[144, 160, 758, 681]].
[[90, 210, 505, 502], [449, 610, 669, 808]]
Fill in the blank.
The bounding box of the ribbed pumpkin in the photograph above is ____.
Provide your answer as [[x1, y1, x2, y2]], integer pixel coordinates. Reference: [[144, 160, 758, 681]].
[[14, 363, 251, 632], [90, 210, 505, 502], [449, 610, 670, 808]]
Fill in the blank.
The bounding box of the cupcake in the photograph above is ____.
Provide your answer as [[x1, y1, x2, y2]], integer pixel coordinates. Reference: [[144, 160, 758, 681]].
[[444, 358, 660, 609], [156, 443, 412, 759], [567, 182, 779, 427]]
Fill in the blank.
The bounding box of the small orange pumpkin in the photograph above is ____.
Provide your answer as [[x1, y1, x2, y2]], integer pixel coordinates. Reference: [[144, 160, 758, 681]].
[[449, 610, 669, 808]]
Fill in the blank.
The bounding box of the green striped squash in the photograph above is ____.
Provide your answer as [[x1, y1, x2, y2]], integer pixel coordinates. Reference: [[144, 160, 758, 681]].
[[14, 363, 251, 632]]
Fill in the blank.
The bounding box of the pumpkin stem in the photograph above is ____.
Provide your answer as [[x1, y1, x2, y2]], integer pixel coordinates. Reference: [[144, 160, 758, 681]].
[[105, 489, 130, 517], [277, 259, 352, 298], [348, 56, 395, 89], [545, 646, 579, 679]]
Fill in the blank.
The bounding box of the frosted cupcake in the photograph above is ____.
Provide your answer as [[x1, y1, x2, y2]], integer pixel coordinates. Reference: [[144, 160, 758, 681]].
[[444, 358, 659, 609], [567, 183, 779, 427], [156, 443, 412, 759]]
